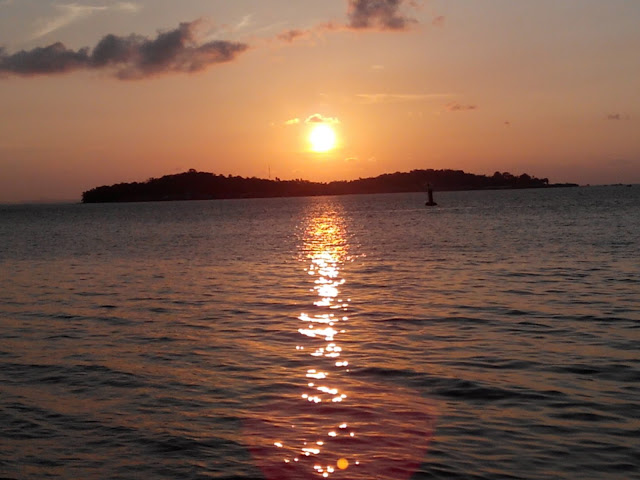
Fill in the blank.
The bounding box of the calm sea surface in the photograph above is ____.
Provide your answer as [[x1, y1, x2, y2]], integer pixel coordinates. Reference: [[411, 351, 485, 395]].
[[0, 187, 638, 480]]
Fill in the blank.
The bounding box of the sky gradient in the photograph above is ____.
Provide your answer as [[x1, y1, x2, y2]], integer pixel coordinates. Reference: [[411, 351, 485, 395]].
[[1, 0, 639, 202]]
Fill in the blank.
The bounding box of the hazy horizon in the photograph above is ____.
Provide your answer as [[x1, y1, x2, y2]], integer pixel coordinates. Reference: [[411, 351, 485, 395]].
[[2, 0, 639, 203]]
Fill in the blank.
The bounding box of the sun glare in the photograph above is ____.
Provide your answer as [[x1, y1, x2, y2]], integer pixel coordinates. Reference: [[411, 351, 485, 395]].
[[309, 124, 336, 153]]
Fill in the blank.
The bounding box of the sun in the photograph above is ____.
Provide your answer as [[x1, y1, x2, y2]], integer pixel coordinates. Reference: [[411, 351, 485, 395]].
[[309, 124, 336, 153]]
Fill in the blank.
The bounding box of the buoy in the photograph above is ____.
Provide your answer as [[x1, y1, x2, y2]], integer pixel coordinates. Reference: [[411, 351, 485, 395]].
[[425, 184, 437, 206]]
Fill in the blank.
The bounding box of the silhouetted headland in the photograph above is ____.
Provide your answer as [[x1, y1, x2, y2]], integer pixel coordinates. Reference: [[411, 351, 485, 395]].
[[82, 168, 577, 203]]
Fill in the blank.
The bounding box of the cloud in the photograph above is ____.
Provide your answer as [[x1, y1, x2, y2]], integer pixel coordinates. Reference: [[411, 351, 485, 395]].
[[277, 29, 311, 43], [357, 93, 454, 104], [305, 114, 340, 124], [606, 113, 630, 121], [32, 2, 142, 40], [446, 102, 477, 111], [284, 115, 339, 126], [115, 2, 142, 13], [0, 20, 249, 79], [347, 0, 417, 31], [274, 0, 420, 42], [32, 4, 106, 39], [432, 15, 445, 27], [235, 14, 252, 30], [0, 43, 90, 75]]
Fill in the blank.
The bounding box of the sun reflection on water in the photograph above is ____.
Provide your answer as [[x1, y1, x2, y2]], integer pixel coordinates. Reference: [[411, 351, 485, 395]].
[[245, 202, 435, 479], [280, 209, 355, 473], [251, 206, 362, 477]]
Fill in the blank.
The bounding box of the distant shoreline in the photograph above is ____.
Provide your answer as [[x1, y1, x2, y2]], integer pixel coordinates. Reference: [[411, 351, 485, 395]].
[[81, 168, 578, 204]]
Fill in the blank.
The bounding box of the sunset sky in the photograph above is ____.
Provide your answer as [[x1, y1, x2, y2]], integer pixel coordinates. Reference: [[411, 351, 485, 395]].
[[1, 0, 639, 202]]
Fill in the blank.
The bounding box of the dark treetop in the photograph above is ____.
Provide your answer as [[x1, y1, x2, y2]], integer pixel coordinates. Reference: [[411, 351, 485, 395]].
[[82, 168, 574, 203]]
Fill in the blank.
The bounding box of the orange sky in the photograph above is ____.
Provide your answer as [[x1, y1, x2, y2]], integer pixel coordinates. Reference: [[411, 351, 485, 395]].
[[1, 0, 639, 202]]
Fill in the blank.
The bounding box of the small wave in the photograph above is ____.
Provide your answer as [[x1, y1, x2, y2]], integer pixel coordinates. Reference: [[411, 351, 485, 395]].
[[355, 366, 572, 405], [550, 411, 619, 422], [0, 362, 146, 390], [547, 362, 640, 382], [144, 433, 244, 455]]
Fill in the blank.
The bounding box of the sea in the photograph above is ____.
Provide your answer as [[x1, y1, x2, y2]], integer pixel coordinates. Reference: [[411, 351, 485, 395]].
[[0, 186, 638, 480]]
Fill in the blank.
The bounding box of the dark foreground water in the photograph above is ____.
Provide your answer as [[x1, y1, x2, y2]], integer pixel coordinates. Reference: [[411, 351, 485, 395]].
[[0, 186, 638, 480]]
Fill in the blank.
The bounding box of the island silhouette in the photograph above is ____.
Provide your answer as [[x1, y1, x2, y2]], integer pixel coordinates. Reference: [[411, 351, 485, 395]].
[[82, 168, 576, 203]]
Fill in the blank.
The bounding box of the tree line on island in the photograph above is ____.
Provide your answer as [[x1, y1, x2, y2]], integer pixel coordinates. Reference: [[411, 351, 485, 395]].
[[82, 168, 576, 203]]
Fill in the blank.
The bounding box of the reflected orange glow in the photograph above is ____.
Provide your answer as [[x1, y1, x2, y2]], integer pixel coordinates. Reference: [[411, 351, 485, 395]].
[[258, 207, 357, 476], [244, 202, 435, 479]]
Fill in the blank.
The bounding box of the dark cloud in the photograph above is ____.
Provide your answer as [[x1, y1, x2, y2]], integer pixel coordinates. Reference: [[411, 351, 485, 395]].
[[0, 42, 90, 75], [607, 113, 622, 120], [274, 0, 421, 43], [446, 102, 477, 112], [277, 29, 310, 43], [0, 20, 248, 79], [347, 0, 417, 31]]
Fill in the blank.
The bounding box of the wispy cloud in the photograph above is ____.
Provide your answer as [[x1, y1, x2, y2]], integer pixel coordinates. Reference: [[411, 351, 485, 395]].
[[32, 4, 106, 39], [431, 15, 445, 27], [284, 118, 300, 125], [446, 102, 477, 111], [606, 113, 630, 120], [357, 93, 454, 104], [1, 20, 248, 79], [305, 114, 340, 124], [115, 2, 141, 13], [277, 29, 311, 43], [235, 14, 252, 30], [32, 2, 142, 40]]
